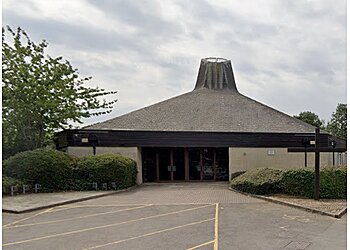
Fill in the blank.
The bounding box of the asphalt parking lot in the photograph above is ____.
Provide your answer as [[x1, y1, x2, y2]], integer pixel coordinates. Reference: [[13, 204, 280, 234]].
[[2, 183, 347, 250]]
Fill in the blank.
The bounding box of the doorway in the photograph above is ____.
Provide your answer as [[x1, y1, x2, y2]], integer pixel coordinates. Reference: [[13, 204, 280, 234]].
[[142, 147, 228, 182], [188, 148, 228, 181]]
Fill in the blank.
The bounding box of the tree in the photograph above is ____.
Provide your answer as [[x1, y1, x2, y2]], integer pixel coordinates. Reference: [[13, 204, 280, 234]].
[[326, 103, 347, 139], [293, 111, 324, 128], [2, 26, 117, 158]]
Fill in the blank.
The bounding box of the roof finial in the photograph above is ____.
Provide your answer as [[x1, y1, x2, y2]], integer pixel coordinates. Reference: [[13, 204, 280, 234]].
[[194, 57, 238, 92]]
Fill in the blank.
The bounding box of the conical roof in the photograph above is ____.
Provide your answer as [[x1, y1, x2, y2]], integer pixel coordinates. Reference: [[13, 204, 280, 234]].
[[87, 58, 316, 133]]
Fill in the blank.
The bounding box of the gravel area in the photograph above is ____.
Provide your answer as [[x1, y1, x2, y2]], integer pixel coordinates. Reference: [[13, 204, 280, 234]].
[[267, 194, 346, 214]]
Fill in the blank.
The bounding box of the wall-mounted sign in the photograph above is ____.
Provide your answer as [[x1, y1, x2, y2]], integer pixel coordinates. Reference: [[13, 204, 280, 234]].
[[267, 150, 275, 156], [168, 166, 177, 172], [81, 138, 89, 143]]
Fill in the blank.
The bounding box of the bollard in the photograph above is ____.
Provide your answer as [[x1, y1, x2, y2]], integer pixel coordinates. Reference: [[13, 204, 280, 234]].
[[92, 182, 98, 191], [23, 185, 29, 194], [34, 184, 42, 193], [102, 183, 107, 190], [10, 186, 18, 196], [111, 182, 116, 190]]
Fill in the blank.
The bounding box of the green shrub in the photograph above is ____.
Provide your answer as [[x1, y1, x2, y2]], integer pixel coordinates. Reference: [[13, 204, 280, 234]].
[[320, 167, 346, 199], [3, 148, 73, 191], [74, 154, 137, 190], [231, 168, 283, 195], [2, 176, 25, 195], [280, 169, 314, 198], [280, 167, 347, 199]]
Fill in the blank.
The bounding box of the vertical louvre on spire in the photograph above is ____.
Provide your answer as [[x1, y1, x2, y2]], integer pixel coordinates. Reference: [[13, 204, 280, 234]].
[[194, 57, 238, 92]]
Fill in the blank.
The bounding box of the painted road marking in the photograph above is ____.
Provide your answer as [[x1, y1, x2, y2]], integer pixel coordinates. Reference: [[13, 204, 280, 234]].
[[83, 218, 215, 250], [214, 203, 219, 250], [57, 202, 213, 208], [3, 207, 54, 228], [45, 204, 152, 213], [187, 240, 215, 250], [3, 204, 214, 247], [4, 204, 152, 229], [186, 203, 218, 250]]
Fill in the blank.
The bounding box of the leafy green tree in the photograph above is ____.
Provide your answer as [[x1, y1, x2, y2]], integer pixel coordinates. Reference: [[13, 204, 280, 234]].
[[2, 26, 117, 158], [326, 103, 347, 139], [293, 111, 324, 128]]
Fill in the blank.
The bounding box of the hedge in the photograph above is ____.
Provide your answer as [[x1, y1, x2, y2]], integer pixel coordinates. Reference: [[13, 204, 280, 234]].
[[3, 150, 138, 192], [231, 167, 347, 199], [280, 169, 314, 198], [230, 168, 283, 195], [320, 167, 347, 199], [3, 148, 73, 191], [73, 154, 137, 190], [281, 167, 347, 199]]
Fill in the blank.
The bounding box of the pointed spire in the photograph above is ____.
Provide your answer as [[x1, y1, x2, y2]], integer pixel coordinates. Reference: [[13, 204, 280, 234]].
[[194, 57, 238, 92]]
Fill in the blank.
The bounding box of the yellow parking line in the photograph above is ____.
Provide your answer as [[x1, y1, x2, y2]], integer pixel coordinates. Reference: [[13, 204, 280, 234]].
[[47, 203, 212, 212], [84, 218, 215, 250], [3, 207, 54, 228], [214, 203, 219, 250], [150, 203, 214, 206], [4, 204, 152, 229], [55, 204, 149, 208], [46, 206, 85, 213], [57, 202, 213, 208], [45, 204, 153, 213], [187, 240, 215, 250], [3, 204, 214, 247]]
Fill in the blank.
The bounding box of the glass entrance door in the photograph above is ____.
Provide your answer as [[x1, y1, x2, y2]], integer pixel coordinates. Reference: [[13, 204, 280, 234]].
[[159, 148, 171, 181], [189, 148, 201, 180], [158, 148, 185, 181], [141, 148, 157, 182], [173, 148, 185, 180], [188, 148, 220, 181], [216, 148, 229, 181], [202, 148, 214, 180]]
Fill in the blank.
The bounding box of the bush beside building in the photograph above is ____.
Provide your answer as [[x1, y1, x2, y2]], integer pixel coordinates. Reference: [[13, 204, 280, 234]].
[[2, 149, 137, 194], [230, 168, 283, 195], [231, 166, 347, 199], [3, 149, 73, 191], [73, 154, 137, 190]]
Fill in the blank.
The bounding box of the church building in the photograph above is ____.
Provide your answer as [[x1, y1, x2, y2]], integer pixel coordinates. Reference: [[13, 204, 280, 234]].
[[56, 58, 346, 184]]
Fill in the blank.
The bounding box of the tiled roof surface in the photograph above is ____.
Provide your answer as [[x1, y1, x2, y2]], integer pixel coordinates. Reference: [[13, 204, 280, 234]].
[[87, 88, 316, 133]]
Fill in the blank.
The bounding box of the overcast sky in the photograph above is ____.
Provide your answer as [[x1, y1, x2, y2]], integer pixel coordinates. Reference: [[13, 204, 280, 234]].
[[3, 0, 347, 126]]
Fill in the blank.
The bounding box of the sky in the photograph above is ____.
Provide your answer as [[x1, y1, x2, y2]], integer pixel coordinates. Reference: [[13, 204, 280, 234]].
[[2, 0, 347, 127]]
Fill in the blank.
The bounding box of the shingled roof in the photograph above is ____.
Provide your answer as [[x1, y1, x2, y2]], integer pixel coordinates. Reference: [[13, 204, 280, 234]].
[[87, 58, 316, 133]]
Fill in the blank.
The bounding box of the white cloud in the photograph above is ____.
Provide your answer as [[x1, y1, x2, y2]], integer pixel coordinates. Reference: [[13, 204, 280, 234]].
[[3, 0, 137, 34], [2, 0, 346, 126]]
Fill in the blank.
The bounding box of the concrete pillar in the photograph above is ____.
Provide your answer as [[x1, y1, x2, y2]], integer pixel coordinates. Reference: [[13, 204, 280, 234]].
[[136, 147, 143, 184]]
